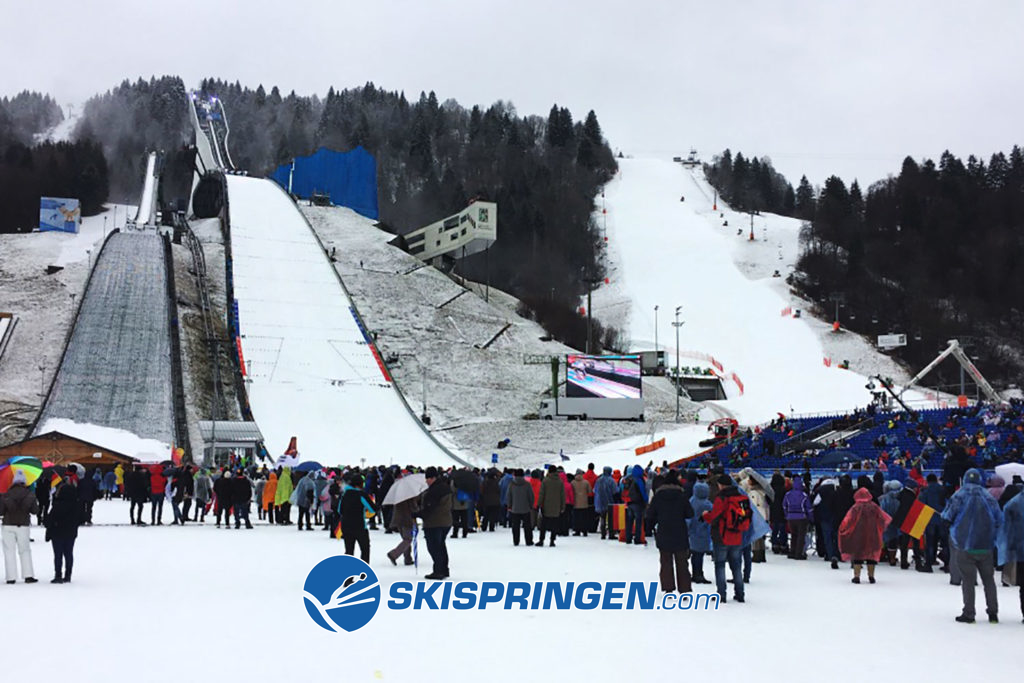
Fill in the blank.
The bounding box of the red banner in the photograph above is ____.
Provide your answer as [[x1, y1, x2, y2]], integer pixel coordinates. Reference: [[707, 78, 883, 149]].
[[236, 337, 246, 376]]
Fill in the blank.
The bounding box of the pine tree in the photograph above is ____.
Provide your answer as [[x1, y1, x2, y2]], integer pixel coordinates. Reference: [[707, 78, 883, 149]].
[[790, 175, 815, 220]]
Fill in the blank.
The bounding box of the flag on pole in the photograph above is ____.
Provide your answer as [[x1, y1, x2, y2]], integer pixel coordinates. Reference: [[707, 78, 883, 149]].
[[333, 520, 343, 540], [412, 524, 419, 574], [899, 499, 936, 539]]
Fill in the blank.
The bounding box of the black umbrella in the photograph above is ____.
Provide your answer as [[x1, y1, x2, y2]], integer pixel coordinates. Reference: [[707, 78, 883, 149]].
[[41, 465, 67, 487], [816, 450, 860, 468]]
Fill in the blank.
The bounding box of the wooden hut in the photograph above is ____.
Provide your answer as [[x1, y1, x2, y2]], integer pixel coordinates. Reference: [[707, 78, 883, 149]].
[[0, 431, 138, 468]]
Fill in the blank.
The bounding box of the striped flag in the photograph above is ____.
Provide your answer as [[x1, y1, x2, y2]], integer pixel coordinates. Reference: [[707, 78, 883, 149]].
[[899, 499, 936, 539], [333, 521, 343, 540], [412, 525, 419, 573], [612, 503, 626, 531]]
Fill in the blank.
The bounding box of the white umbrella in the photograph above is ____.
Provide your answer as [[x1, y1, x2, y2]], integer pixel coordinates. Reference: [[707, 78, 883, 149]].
[[382, 473, 427, 506], [995, 462, 1024, 484]]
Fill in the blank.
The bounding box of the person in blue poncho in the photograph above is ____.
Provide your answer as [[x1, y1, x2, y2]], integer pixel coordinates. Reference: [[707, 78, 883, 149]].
[[735, 475, 771, 583], [996, 488, 1024, 623], [942, 468, 1003, 624], [688, 482, 713, 584], [594, 467, 619, 540]]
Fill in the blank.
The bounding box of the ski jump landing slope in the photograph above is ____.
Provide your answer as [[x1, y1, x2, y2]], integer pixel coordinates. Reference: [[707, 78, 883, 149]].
[[35, 232, 174, 450], [597, 158, 874, 424], [225, 176, 459, 467]]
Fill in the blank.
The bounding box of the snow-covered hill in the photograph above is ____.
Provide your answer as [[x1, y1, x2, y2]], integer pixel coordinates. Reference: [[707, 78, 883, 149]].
[[591, 158, 917, 426], [0, 204, 133, 425], [33, 103, 81, 144], [0, 159, 936, 466]]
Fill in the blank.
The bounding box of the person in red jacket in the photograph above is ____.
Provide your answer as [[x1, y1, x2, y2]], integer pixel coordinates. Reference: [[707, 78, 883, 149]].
[[528, 469, 543, 532], [584, 463, 599, 533], [703, 475, 749, 604], [147, 464, 169, 525]]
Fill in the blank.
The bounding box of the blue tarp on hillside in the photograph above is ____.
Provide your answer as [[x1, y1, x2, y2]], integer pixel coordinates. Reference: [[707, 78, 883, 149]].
[[270, 146, 379, 219]]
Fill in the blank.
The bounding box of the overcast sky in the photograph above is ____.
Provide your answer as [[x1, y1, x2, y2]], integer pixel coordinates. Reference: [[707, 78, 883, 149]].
[[2, 0, 1022, 187]]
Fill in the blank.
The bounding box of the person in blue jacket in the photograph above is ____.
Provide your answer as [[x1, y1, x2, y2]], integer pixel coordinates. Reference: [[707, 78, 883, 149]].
[[688, 481, 713, 584], [996, 488, 1024, 623], [499, 469, 514, 528], [102, 470, 117, 501], [594, 467, 618, 540], [878, 480, 903, 565], [739, 489, 771, 583], [942, 468, 1003, 623]]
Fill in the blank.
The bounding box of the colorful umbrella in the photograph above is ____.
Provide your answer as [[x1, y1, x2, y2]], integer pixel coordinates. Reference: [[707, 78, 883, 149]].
[[0, 456, 44, 493]]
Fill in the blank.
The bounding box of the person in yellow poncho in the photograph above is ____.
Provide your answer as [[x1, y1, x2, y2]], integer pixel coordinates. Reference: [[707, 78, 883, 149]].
[[274, 467, 294, 525], [263, 472, 278, 523], [114, 464, 125, 497]]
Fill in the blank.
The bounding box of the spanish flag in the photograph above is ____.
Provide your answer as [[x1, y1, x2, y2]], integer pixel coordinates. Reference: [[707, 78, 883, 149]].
[[899, 499, 936, 539]]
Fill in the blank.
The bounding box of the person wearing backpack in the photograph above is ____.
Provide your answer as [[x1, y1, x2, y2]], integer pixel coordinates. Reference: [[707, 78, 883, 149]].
[[622, 465, 649, 545], [703, 475, 750, 603], [783, 478, 813, 560]]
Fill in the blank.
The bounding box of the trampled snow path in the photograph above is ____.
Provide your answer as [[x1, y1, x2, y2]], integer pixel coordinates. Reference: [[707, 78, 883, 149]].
[[1, 500, 1018, 683], [226, 176, 462, 466]]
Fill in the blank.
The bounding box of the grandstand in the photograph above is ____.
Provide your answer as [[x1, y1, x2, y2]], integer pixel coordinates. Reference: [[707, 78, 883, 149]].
[[682, 401, 1024, 474]]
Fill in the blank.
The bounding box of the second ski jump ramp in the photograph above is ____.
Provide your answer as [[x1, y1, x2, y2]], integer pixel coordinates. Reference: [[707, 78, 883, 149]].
[[35, 232, 175, 450], [226, 176, 459, 466]]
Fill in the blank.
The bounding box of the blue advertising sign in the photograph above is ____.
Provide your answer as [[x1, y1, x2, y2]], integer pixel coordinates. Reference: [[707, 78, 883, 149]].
[[39, 197, 81, 233]]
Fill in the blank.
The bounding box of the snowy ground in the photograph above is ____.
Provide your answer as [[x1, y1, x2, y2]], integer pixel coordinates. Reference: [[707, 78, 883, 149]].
[[2, 499, 1018, 683], [302, 204, 706, 468]]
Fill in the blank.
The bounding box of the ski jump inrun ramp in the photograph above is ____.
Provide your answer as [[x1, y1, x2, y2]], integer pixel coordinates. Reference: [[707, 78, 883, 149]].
[[225, 175, 461, 466]]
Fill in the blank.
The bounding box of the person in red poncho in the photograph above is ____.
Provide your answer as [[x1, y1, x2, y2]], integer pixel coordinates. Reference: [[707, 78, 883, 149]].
[[839, 488, 892, 584]]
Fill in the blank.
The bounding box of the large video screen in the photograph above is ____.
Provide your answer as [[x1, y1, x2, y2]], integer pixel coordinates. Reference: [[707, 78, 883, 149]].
[[566, 354, 642, 399]]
